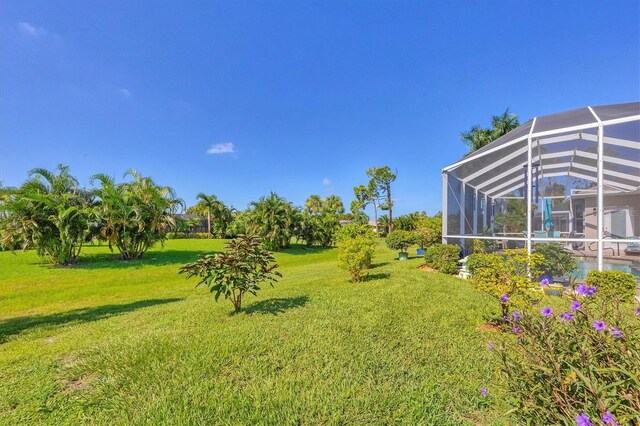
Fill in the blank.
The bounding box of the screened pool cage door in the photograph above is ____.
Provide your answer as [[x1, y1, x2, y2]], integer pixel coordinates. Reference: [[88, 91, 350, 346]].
[[442, 103, 640, 282]]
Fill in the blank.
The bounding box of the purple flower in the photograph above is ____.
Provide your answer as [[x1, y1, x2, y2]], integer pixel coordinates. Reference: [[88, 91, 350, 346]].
[[576, 413, 593, 426], [487, 343, 494, 350], [480, 388, 488, 396], [512, 311, 521, 321], [502, 315, 509, 323], [571, 300, 581, 311], [512, 326, 522, 334], [540, 278, 549, 287], [560, 311, 574, 322], [593, 320, 606, 331], [636, 307, 640, 316], [500, 294, 509, 303], [541, 306, 553, 317], [576, 284, 596, 297], [610, 327, 623, 339], [602, 412, 618, 426]]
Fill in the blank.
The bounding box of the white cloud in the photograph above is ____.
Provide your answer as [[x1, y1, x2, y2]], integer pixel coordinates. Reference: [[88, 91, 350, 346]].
[[207, 142, 236, 155], [322, 178, 331, 185], [18, 22, 47, 38], [118, 88, 132, 98]]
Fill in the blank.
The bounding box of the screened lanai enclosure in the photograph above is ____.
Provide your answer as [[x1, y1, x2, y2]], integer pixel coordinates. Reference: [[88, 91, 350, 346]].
[[442, 102, 640, 283]]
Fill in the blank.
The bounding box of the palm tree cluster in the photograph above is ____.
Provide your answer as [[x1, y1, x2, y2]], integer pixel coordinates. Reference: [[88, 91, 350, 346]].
[[246, 192, 301, 251], [0, 165, 93, 265], [299, 194, 345, 247], [0, 165, 183, 264], [91, 170, 184, 260]]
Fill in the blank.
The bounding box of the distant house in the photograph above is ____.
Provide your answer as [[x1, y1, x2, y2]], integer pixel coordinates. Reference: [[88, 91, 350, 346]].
[[172, 214, 207, 233]]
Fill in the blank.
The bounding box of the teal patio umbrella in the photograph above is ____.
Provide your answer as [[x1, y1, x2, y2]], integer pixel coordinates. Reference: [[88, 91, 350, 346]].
[[543, 199, 554, 230]]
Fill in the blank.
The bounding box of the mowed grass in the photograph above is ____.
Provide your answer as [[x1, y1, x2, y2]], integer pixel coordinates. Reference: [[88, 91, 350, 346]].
[[0, 240, 512, 425]]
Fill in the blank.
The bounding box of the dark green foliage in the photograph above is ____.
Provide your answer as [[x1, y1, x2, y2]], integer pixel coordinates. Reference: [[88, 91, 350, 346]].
[[188, 193, 234, 238], [298, 213, 340, 247], [534, 243, 577, 277], [179, 235, 281, 312], [460, 109, 519, 153], [385, 230, 416, 254], [586, 270, 637, 304], [246, 192, 301, 251], [496, 285, 640, 424], [424, 244, 460, 274]]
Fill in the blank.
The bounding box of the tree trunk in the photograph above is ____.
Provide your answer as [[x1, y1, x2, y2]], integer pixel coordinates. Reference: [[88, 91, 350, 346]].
[[207, 210, 211, 238], [372, 200, 379, 233], [387, 185, 393, 233]]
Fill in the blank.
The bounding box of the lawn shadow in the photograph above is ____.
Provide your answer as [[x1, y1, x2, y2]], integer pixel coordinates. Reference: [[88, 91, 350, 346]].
[[73, 250, 220, 270], [0, 298, 183, 343], [366, 272, 391, 281], [243, 296, 309, 316], [278, 244, 333, 255], [370, 262, 390, 269]]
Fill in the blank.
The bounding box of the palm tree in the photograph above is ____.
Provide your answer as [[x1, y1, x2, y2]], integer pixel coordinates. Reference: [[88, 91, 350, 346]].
[[305, 195, 324, 215], [248, 192, 299, 250], [91, 170, 183, 260], [196, 193, 217, 237], [0, 165, 93, 264], [324, 195, 344, 215], [460, 109, 519, 153]]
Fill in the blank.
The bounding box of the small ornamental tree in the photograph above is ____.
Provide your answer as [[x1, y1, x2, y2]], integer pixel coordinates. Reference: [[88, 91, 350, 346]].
[[337, 237, 375, 282], [385, 230, 416, 255], [179, 235, 281, 313], [468, 249, 544, 320], [336, 224, 376, 282], [492, 279, 640, 424]]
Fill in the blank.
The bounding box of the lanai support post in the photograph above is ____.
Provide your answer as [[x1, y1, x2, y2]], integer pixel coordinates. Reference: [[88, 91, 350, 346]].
[[597, 124, 604, 271], [442, 172, 448, 244], [526, 133, 533, 256]]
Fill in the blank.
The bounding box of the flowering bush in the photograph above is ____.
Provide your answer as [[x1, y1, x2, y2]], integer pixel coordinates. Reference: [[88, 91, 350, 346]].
[[493, 280, 640, 424], [468, 249, 544, 321]]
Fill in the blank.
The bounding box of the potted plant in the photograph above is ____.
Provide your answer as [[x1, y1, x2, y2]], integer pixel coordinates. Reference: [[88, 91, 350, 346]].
[[386, 230, 416, 260], [414, 227, 433, 255]]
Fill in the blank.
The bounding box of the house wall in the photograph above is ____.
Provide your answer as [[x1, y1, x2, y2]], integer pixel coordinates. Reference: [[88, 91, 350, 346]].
[[583, 193, 640, 241]]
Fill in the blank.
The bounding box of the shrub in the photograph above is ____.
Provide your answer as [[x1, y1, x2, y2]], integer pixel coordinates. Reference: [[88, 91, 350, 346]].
[[494, 281, 640, 424], [424, 244, 460, 274], [337, 236, 375, 282], [534, 242, 577, 278], [471, 238, 485, 254], [469, 249, 544, 320], [179, 235, 281, 313], [586, 270, 637, 304], [335, 223, 375, 245], [385, 230, 416, 254]]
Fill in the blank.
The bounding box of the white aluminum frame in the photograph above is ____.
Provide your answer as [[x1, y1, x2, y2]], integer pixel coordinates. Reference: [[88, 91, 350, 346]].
[[442, 104, 640, 273]]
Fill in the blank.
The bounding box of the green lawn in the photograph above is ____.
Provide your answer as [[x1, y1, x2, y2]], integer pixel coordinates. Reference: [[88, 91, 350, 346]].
[[0, 240, 512, 425]]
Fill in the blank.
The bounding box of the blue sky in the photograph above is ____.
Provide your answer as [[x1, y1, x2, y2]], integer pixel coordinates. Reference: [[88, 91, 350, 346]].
[[1, 1, 639, 217]]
